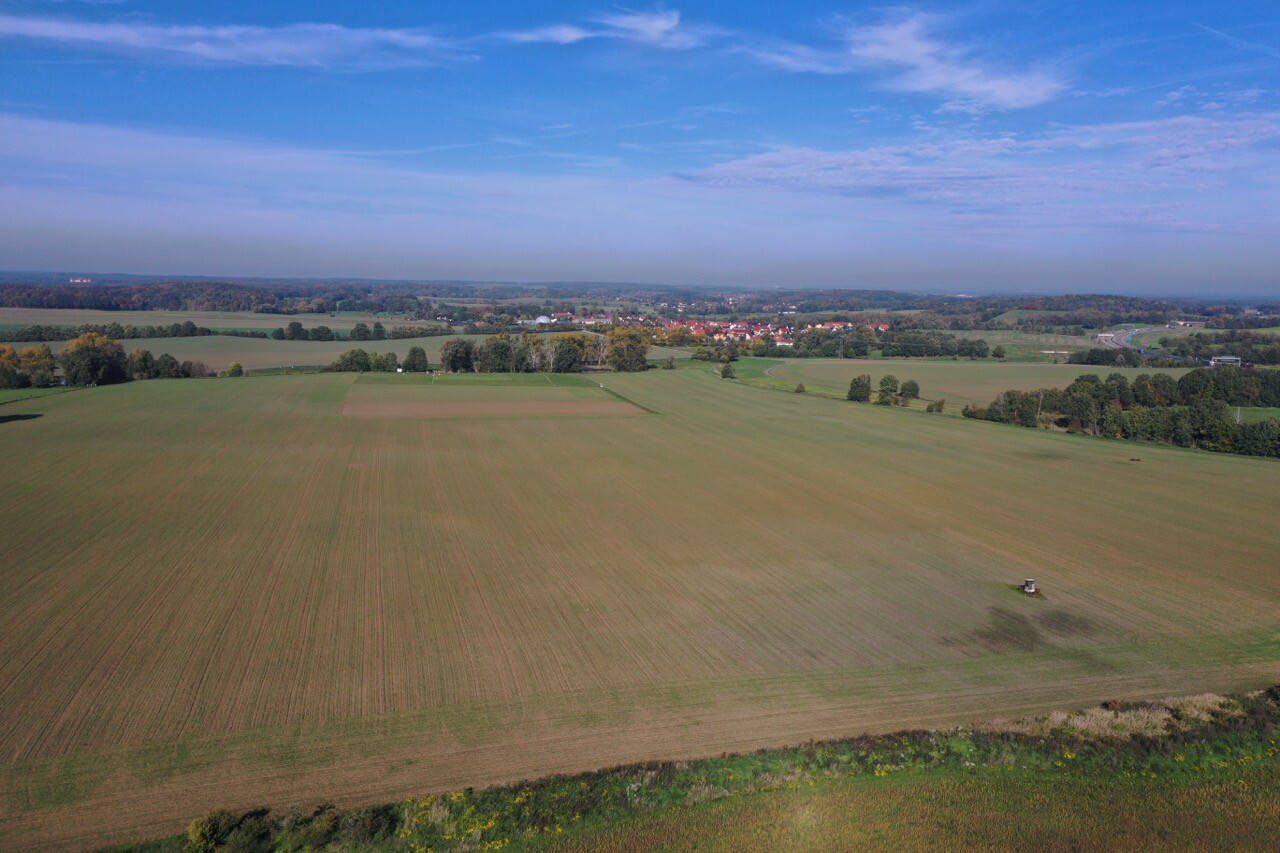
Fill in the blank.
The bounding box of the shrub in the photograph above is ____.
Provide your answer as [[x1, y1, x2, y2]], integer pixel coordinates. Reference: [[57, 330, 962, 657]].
[[185, 809, 236, 852], [794, 384, 806, 393]]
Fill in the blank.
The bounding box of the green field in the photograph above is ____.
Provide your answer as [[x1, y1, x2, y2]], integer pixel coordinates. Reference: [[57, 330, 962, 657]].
[[970, 329, 1093, 361], [0, 386, 74, 406], [1238, 407, 1280, 424], [542, 762, 1280, 852], [766, 358, 1189, 409], [1, 368, 1277, 849]]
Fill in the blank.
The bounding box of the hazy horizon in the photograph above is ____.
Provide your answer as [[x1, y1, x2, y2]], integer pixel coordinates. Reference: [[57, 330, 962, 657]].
[[1, 2, 1277, 295]]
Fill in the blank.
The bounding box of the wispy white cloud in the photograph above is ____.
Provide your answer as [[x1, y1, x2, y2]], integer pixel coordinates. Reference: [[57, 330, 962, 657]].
[[748, 13, 1065, 111], [504, 10, 716, 50], [848, 15, 1064, 109], [0, 14, 458, 67]]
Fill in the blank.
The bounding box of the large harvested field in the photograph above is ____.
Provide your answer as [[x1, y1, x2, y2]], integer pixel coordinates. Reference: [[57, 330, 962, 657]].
[[767, 359, 1189, 409], [1, 369, 1278, 849]]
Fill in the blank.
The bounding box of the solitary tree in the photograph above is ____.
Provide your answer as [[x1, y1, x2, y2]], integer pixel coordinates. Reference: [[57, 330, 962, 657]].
[[900, 379, 920, 399], [847, 374, 872, 402], [661, 356, 676, 370], [794, 383, 806, 393], [992, 345, 1007, 360], [372, 321, 387, 341], [227, 361, 245, 377], [876, 375, 899, 405], [402, 346, 430, 372], [721, 363, 736, 379]]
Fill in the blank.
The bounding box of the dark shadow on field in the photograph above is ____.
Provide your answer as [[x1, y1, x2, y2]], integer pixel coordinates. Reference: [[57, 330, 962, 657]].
[[0, 413, 41, 425], [956, 606, 1104, 655]]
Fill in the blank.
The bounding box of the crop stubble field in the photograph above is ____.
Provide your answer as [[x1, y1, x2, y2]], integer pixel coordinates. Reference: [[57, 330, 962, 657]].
[[0, 369, 1278, 849]]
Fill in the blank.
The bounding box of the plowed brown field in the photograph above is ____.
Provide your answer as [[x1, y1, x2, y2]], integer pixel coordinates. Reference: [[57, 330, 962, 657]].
[[0, 369, 1277, 850]]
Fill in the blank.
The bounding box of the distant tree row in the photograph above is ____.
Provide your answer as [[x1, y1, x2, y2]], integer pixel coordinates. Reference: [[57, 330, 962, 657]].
[[963, 368, 1280, 458], [437, 330, 649, 373], [1162, 330, 1280, 365], [0, 320, 216, 343], [271, 321, 450, 342]]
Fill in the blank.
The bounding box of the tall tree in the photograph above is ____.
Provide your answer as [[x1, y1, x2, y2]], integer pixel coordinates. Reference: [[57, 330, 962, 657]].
[[847, 374, 872, 402], [402, 346, 429, 372], [876, 375, 899, 405]]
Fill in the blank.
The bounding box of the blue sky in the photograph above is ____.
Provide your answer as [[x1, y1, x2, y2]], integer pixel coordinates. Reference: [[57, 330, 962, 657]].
[[0, 2, 1277, 294]]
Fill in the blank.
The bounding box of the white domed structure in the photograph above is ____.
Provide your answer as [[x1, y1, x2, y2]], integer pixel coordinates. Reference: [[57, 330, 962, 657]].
[[535, 315, 552, 324]]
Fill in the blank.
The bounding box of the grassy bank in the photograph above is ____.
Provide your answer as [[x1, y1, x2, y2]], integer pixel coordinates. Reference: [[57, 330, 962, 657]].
[[113, 687, 1280, 851]]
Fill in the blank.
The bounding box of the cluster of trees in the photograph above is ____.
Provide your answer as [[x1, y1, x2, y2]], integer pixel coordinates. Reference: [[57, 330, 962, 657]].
[[0, 344, 56, 388], [330, 347, 430, 373], [1067, 347, 1152, 367], [1161, 330, 1280, 366], [0, 320, 216, 343], [963, 368, 1280, 458], [847, 374, 922, 406], [3, 332, 213, 387], [878, 330, 991, 358], [124, 348, 211, 381], [430, 329, 649, 373], [438, 333, 597, 373]]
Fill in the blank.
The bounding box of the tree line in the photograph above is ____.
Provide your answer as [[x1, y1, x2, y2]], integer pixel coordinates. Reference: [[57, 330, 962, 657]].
[[962, 367, 1280, 458], [1, 333, 213, 388], [270, 321, 450, 342], [327, 329, 651, 375], [0, 320, 218, 342], [1161, 330, 1280, 366]]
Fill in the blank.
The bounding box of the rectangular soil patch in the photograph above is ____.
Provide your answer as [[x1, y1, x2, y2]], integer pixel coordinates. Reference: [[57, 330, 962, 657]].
[[340, 400, 644, 419]]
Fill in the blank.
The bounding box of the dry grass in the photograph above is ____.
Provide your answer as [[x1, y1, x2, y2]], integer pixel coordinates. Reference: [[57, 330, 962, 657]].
[[0, 369, 1277, 849]]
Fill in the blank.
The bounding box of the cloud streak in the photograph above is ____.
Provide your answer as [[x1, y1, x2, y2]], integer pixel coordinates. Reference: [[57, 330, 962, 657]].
[[0, 14, 457, 67], [505, 10, 714, 50], [749, 13, 1065, 110]]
